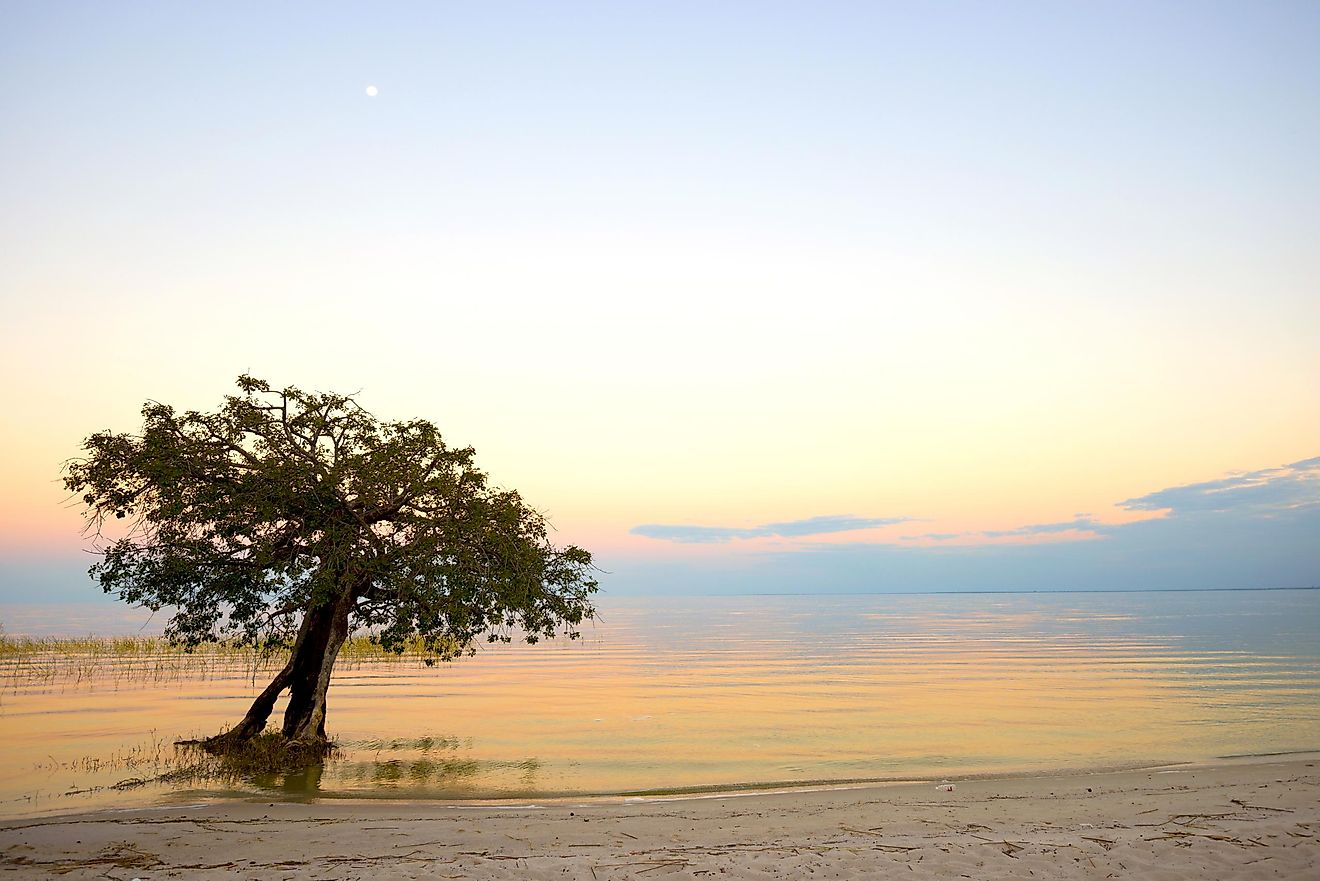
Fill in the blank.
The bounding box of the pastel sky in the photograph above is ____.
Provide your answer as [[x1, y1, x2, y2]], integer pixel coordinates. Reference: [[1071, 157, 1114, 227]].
[[2, 2, 1318, 603]]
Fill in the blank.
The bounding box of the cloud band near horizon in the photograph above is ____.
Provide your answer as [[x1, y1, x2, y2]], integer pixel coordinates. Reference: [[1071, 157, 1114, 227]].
[[632, 456, 1320, 548], [631, 515, 912, 544]]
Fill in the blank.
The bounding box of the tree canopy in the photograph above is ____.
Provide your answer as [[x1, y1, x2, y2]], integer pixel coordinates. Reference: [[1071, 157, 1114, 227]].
[[64, 375, 597, 745]]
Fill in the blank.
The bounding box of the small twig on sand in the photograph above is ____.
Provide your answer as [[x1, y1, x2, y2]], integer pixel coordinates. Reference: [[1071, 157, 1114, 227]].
[[637, 860, 689, 874], [1231, 799, 1294, 813], [838, 827, 920, 851], [596, 860, 689, 874]]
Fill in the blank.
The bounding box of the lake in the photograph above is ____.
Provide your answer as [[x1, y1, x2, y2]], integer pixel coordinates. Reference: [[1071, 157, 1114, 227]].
[[1, 589, 1318, 819]]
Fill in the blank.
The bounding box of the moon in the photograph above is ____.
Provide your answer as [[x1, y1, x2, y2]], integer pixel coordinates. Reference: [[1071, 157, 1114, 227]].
[[365, 85, 379, 97]]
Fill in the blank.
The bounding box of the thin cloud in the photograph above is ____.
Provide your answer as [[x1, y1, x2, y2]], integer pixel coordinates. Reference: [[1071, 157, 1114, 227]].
[[980, 516, 1105, 539], [903, 516, 1107, 544], [1120, 458, 1320, 514], [613, 455, 1320, 595], [631, 515, 910, 544], [902, 458, 1320, 545]]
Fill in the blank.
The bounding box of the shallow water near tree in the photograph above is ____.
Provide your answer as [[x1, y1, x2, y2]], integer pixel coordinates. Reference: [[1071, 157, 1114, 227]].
[[2, 589, 1318, 819]]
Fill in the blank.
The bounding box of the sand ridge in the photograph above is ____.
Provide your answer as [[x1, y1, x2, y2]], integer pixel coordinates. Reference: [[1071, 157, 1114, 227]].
[[1, 756, 1317, 879]]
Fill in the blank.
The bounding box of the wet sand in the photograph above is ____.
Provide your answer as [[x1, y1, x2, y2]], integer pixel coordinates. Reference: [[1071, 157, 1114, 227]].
[[2, 755, 1317, 879]]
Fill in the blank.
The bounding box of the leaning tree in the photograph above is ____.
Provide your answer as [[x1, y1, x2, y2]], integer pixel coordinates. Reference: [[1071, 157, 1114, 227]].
[[64, 376, 597, 748]]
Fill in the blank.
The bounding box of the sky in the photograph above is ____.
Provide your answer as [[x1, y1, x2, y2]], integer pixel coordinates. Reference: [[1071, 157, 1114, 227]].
[[2, 1, 1318, 605]]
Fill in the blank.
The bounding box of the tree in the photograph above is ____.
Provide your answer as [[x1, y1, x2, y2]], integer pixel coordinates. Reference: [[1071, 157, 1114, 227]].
[[64, 376, 598, 749]]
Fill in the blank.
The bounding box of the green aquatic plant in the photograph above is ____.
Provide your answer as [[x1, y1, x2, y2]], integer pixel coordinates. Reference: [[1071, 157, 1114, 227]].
[[0, 636, 285, 690], [36, 732, 174, 775], [0, 634, 489, 692], [356, 734, 468, 753], [49, 732, 346, 801], [180, 731, 340, 776]]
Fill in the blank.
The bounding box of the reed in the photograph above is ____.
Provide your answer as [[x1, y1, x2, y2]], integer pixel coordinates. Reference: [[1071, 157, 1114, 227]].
[[0, 632, 455, 690]]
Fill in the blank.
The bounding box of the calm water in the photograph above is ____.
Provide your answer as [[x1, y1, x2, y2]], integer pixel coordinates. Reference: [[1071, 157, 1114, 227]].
[[2, 589, 1318, 818]]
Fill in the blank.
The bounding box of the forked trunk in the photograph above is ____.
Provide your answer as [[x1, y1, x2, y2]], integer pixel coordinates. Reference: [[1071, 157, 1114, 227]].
[[208, 589, 355, 750], [281, 590, 355, 742], [211, 659, 295, 746]]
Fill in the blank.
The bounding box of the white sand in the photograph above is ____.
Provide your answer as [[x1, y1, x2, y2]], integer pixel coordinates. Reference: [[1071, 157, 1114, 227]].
[[2, 755, 1317, 879]]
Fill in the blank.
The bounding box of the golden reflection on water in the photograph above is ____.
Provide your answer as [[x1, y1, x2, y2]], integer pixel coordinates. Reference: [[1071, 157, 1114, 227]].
[[1, 590, 1317, 817]]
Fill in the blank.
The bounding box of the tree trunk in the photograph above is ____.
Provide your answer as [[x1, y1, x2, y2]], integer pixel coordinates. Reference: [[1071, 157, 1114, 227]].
[[202, 600, 325, 749], [204, 588, 356, 752], [208, 659, 295, 747], [281, 589, 355, 743]]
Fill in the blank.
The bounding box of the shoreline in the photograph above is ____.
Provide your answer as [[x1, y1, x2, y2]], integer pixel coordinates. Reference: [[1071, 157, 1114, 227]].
[[3, 754, 1317, 879], [4, 749, 1316, 823], [10, 749, 1310, 823]]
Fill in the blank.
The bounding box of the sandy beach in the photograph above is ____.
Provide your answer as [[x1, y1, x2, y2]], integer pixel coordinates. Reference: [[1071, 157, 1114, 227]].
[[2, 754, 1316, 879]]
